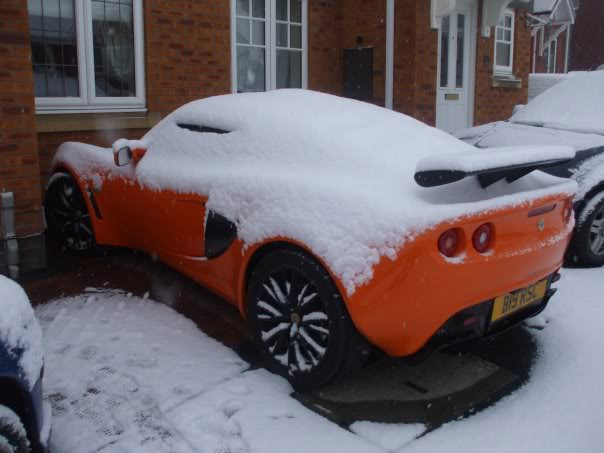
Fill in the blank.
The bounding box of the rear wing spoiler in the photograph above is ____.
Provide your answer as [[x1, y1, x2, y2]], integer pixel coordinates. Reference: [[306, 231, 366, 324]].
[[414, 146, 575, 189]]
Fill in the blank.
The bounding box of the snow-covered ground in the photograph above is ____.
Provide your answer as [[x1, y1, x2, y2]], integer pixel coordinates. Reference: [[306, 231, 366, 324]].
[[38, 268, 603, 453]]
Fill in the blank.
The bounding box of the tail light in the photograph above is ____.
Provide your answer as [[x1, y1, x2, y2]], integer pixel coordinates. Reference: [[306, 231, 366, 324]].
[[472, 223, 493, 253], [438, 229, 460, 257]]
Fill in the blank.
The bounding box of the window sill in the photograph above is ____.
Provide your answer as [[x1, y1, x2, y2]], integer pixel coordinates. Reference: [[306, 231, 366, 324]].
[[492, 74, 523, 89], [36, 111, 162, 133]]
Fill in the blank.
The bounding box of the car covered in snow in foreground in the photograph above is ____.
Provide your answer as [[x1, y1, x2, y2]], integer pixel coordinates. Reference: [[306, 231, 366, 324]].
[[456, 71, 604, 266], [0, 275, 50, 452], [45, 90, 577, 390]]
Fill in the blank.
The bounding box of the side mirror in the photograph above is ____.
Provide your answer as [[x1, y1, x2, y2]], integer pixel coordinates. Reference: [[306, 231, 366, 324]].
[[114, 146, 132, 167]]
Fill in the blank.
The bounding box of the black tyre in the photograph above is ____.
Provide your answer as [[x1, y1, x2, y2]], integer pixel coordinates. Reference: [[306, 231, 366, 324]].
[[0, 405, 30, 453], [247, 247, 369, 391], [45, 173, 97, 254], [568, 194, 604, 267]]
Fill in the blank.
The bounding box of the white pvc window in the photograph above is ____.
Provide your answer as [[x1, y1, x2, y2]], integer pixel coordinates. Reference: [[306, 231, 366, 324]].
[[494, 10, 515, 74], [545, 39, 557, 73], [232, 0, 307, 93], [29, 0, 145, 113]]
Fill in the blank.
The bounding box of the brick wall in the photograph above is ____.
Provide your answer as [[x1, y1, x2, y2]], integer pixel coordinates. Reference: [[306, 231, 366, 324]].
[[145, 0, 232, 119], [340, 0, 386, 105], [308, 0, 342, 95], [570, 0, 604, 71], [0, 0, 44, 238], [473, 8, 530, 125]]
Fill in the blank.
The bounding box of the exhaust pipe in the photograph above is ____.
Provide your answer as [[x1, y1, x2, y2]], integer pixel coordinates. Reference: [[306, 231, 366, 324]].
[[1, 192, 19, 279]]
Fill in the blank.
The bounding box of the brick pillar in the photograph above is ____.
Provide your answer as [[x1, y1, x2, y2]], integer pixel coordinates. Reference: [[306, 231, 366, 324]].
[[0, 0, 46, 273]]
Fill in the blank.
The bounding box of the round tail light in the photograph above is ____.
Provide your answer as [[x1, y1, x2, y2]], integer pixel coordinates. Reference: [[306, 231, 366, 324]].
[[473, 223, 493, 253], [438, 229, 460, 257]]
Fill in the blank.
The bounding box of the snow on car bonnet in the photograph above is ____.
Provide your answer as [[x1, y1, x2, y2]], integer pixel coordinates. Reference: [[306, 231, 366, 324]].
[[0, 275, 43, 389], [511, 71, 604, 135], [56, 90, 577, 295]]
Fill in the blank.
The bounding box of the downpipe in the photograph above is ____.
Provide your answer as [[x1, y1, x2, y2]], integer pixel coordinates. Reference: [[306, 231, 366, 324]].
[[1, 192, 19, 279]]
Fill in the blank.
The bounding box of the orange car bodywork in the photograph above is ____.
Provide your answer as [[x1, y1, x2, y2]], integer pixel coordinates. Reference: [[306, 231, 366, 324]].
[[53, 159, 574, 357]]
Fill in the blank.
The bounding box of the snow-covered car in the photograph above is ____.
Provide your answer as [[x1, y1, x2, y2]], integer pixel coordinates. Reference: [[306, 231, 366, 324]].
[[0, 275, 50, 452], [456, 71, 604, 266], [45, 90, 576, 390]]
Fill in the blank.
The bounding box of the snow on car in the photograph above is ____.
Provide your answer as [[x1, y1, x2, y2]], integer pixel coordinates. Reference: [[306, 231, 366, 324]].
[[45, 89, 576, 389], [455, 71, 604, 266], [0, 275, 50, 452]]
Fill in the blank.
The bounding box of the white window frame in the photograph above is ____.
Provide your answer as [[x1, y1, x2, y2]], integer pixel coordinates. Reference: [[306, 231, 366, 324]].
[[230, 0, 308, 93], [34, 0, 145, 113], [546, 39, 558, 73], [493, 9, 515, 75]]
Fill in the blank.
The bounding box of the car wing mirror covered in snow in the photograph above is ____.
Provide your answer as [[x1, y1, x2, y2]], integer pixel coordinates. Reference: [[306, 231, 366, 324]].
[[114, 146, 132, 167]]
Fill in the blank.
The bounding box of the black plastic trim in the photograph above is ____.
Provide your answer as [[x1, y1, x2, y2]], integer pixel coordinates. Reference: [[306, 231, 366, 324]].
[[204, 211, 237, 259], [177, 123, 230, 135], [87, 187, 103, 220], [415, 157, 574, 188]]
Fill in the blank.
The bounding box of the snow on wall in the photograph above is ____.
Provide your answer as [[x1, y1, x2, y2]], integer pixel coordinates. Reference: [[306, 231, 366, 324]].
[[53, 90, 577, 295], [0, 275, 43, 390]]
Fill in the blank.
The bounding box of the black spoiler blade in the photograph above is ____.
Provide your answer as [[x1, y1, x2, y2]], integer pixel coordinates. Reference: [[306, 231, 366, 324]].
[[414, 157, 574, 189]]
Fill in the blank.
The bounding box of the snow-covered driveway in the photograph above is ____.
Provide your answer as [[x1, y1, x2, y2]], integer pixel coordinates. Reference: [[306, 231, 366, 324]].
[[38, 268, 603, 453]]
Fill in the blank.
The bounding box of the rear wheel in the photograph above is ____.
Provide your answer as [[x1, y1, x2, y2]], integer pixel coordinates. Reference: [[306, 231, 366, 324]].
[[247, 248, 369, 391], [568, 194, 604, 267], [0, 405, 30, 453], [45, 173, 97, 254]]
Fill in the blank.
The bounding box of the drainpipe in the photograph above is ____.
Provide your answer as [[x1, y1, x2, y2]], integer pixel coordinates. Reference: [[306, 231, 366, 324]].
[[1, 192, 19, 280], [385, 0, 394, 110]]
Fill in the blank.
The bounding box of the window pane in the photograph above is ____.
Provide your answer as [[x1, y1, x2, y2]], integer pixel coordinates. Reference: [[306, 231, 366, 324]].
[[496, 28, 503, 40], [251, 0, 264, 18], [290, 24, 301, 49], [504, 29, 511, 42], [505, 15, 512, 28], [276, 0, 287, 21], [456, 14, 464, 89], [496, 42, 511, 68], [28, 0, 42, 30], [237, 18, 250, 44], [237, 46, 265, 92], [251, 19, 265, 45], [276, 49, 301, 89], [276, 22, 288, 47], [440, 15, 449, 88], [92, 0, 136, 98], [29, 0, 79, 97], [237, 0, 250, 17], [290, 0, 302, 23]]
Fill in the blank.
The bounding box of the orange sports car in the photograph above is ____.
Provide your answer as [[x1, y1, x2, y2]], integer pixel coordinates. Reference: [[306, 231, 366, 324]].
[[45, 90, 577, 390]]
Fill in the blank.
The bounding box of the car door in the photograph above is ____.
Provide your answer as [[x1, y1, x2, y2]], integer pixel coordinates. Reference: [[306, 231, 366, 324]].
[[88, 151, 207, 258]]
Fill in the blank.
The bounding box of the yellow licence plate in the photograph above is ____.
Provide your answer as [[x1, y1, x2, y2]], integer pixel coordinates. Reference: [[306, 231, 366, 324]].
[[491, 279, 548, 323]]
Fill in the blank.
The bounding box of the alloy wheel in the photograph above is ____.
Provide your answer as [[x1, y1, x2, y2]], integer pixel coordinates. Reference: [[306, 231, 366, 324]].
[[588, 204, 604, 256], [255, 268, 331, 376], [47, 176, 95, 252]]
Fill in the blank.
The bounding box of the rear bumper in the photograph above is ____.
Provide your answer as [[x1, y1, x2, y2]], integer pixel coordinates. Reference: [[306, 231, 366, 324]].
[[426, 271, 558, 351], [344, 193, 573, 356]]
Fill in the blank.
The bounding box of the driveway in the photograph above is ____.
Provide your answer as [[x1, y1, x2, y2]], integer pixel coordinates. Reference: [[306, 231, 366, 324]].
[[22, 247, 603, 452]]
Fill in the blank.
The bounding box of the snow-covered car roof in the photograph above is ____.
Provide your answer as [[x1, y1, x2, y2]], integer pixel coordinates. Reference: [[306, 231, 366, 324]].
[[55, 90, 576, 294], [456, 122, 604, 152], [0, 275, 43, 390], [510, 71, 604, 135]]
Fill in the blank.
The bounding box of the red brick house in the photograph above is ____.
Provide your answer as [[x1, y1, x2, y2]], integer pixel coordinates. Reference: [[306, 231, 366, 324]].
[[569, 0, 604, 71], [529, 0, 578, 74], [1, 0, 536, 274]]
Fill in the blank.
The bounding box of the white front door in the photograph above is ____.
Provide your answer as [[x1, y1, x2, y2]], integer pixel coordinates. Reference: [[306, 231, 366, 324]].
[[436, 0, 476, 133]]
